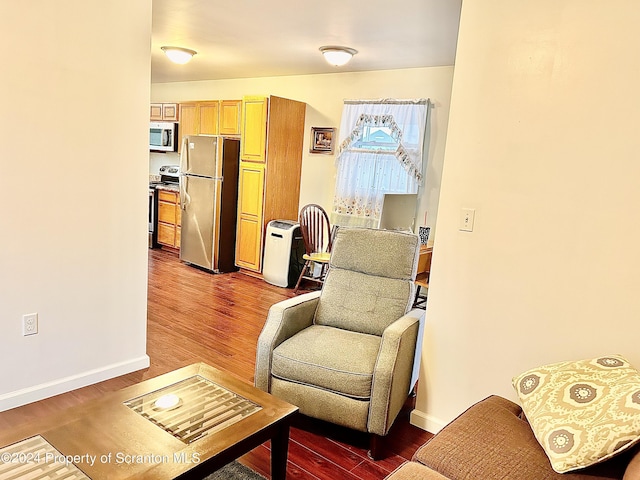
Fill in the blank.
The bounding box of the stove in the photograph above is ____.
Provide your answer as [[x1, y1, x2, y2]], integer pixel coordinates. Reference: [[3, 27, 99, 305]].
[[158, 164, 180, 184]]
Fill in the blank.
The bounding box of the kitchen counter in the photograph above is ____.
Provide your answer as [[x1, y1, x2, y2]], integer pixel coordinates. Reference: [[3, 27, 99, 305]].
[[153, 182, 179, 192]]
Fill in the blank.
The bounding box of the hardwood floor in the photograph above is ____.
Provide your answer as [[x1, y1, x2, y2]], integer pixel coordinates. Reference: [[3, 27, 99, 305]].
[[0, 248, 433, 479]]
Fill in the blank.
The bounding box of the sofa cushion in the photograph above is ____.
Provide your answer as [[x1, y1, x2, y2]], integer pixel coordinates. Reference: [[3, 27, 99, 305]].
[[623, 448, 640, 480], [414, 395, 628, 480], [386, 461, 450, 480], [271, 325, 380, 399], [513, 355, 640, 474]]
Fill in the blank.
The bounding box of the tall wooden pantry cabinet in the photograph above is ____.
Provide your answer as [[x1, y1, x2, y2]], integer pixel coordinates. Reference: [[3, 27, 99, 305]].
[[235, 95, 306, 273]]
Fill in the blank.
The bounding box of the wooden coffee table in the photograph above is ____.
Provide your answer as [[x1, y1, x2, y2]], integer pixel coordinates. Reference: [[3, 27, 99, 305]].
[[0, 363, 298, 479]]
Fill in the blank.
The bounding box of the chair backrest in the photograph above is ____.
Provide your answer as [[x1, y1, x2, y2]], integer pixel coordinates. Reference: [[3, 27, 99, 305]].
[[314, 227, 420, 336], [299, 204, 332, 255]]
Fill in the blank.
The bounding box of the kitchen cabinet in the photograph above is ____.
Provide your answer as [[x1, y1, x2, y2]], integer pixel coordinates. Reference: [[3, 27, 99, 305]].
[[179, 101, 218, 136], [178, 103, 198, 143], [235, 96, 306, 272], [178, 101, 219, 151], [240, 97, 268, 162], [157, 190, 181, 249], [150, 103, 178, 121], [199, 101, 219, 135], [235, 163, 265, 270], [219, 100, 242, 135]]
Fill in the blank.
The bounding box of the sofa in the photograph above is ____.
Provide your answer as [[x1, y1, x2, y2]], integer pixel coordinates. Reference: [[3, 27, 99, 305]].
[[386, 395, 640, 480]]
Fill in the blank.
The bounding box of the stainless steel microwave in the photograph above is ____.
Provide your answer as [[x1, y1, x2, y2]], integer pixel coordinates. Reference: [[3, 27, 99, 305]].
[[149, 122, 178, 152]]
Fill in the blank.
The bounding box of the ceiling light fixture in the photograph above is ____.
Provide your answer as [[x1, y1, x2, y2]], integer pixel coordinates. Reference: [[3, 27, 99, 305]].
[[319, 46, 358, 67], [161, 46, 197, 65]]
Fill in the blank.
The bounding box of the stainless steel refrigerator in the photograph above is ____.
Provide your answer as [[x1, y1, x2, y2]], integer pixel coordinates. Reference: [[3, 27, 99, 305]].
[[179, 135, 240, 272]]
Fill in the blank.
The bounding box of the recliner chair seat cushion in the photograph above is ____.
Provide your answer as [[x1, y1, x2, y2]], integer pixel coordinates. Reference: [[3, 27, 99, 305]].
[[271, 325, 381, 399]]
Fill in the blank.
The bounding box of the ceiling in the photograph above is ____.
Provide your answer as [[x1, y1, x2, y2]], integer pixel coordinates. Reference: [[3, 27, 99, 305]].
[[151, 0, 463, 84]]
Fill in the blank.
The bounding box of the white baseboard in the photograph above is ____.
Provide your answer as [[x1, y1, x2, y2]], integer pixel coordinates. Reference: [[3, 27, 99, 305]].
[[410, 408, 447, 434], [0, 355, 150, 412]]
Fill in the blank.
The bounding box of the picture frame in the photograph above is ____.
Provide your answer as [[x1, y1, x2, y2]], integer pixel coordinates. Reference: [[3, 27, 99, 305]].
[[310, 127, 335, 154]]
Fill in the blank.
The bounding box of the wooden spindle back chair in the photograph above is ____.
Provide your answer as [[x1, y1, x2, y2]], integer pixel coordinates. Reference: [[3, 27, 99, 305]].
[[294, 204, 332, 292]]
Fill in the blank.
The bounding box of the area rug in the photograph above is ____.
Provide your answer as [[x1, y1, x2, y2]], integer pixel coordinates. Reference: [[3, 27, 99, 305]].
[[203, 460, 267, 480]]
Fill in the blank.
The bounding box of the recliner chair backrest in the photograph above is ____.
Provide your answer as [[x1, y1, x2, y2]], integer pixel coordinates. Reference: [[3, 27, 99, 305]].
[[313, 227, 419, 336]]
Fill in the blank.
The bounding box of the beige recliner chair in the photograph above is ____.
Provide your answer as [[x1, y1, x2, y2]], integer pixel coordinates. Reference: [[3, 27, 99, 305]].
[[255, 227, 425, 459]]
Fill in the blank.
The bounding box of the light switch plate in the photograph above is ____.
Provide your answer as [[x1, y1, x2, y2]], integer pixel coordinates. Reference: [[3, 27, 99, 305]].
[[459, 208, 475, 232]]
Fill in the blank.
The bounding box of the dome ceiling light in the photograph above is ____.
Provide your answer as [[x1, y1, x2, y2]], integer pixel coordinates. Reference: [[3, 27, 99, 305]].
[[319, 46, 358, 67], [161, 46, 197, 65]]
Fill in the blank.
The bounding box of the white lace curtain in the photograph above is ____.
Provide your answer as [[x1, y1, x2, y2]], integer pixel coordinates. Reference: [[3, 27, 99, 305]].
[[332, 98, 430, 228]]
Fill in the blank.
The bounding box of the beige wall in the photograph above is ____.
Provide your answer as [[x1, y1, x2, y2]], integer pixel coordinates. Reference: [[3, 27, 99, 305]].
[[152, 66, 454, 240], [0, 1, 151, 410], [412, 0, 640, 432]]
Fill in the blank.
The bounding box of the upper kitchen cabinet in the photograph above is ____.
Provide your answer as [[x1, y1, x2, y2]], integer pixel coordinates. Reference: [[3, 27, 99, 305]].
[[219, 100, 242, 135], [240, 96, 269, 162], [199, 101, 219, 135], [179, 103, 198, 141], [150, 103, 178, 121], [179, 101, 219, 142], [235, 96, 306, 272]]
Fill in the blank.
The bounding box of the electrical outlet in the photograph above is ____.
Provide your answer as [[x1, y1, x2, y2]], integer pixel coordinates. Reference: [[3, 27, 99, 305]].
[[22, 313, 38, 336]]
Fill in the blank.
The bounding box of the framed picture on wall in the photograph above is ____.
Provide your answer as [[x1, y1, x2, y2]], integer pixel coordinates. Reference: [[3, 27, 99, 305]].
[[310, 127, 335, 154]]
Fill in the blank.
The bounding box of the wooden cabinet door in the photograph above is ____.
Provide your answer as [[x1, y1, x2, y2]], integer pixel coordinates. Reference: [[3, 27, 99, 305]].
[[179, 103, 199, 151], [236, 217, 261, 270], [151, 103, 179, 121], [157, 191, 180, 248], [157, 222, 176, 246], [238, 163, 265, 217], [199, 101, 219, 135], [162, 103, 178, 121], [158, 201, 176, 225], [150, 103, 163, 121], [235, 162, 265, 270], [241, 96, 268, 162], [219, 100, 241, 135]]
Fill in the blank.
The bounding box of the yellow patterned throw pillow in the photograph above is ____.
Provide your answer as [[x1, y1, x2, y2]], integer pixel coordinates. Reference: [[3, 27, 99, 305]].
[[512, 355, 640, 473]]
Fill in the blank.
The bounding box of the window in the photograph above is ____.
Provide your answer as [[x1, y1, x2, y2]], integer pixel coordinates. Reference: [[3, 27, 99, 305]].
[[353, 126, 398, 152], [332, 99, 430, 228]]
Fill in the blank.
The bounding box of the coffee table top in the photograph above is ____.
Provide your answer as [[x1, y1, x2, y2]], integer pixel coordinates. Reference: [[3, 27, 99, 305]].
[[0, 363, 298, 479]]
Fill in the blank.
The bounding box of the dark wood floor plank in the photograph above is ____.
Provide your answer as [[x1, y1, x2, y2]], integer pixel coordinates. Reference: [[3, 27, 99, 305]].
[[290, 427, 366, 471], [285, 439, 363, 480], [0, 248, 433, 479]]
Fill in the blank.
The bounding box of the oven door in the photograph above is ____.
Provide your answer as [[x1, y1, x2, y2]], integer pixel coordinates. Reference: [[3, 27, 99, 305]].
[[149, 186, 158, 248]]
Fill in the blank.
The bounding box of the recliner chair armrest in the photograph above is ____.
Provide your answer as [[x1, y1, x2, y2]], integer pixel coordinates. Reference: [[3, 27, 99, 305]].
[[369, 308, 425, 436], [254, 291, 321, 392]]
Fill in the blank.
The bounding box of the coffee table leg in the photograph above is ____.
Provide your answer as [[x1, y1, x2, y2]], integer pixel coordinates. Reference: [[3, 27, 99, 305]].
[[271, 424, 290, 480]]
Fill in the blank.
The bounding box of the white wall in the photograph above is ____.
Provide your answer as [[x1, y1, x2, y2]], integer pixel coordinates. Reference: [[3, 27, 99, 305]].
[[0, 1, 151, 410], [150, 151, 180, 174], [412, 0, 640, 432], [152, 67, 454, 240]]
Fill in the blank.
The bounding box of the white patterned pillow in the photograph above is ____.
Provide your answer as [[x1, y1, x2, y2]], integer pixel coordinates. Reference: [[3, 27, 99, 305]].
[[512, 355, 640, 473]]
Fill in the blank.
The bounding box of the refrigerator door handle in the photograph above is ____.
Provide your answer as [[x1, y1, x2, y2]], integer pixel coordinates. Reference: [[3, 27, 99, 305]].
[[180, 176, 189, 210], [180, 136, 189, 173]]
